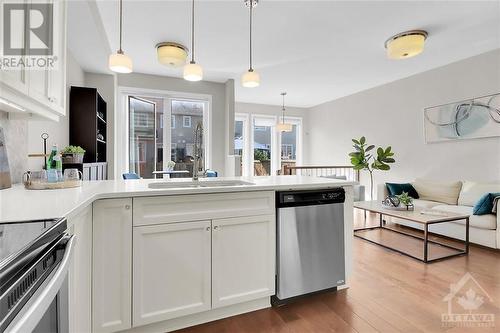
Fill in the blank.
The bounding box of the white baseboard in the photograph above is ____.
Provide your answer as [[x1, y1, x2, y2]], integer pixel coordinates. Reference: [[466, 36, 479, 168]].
[[119, 297, 271, 333]]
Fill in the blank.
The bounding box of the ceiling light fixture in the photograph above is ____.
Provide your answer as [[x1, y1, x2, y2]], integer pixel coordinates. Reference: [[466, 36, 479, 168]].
[[241, 0, 260, 88], [184, 0, 203, 81], [157, 42, 189, 67], [385, 30, 428, 60], [276, 92, 293, 132], [108, 0, 133, 73]]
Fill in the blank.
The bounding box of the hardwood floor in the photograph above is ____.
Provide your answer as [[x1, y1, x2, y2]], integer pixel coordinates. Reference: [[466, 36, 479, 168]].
[[175, 210, 500, 333]]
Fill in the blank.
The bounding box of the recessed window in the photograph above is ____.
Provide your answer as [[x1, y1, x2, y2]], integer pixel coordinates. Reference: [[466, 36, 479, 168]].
[[183, 116, 192, 128], [171, 116, 176, 129]]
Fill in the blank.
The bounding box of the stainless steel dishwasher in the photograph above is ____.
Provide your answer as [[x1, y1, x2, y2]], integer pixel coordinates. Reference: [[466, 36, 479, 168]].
[[273, 188, 345, 305]]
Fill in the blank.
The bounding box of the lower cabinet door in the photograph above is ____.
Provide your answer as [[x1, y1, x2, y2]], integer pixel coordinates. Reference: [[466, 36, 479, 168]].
[[68, 205, 92, 333], [133, 221, 212, 326], [212, 215, 276, 308], [93, 199, 132, 333]]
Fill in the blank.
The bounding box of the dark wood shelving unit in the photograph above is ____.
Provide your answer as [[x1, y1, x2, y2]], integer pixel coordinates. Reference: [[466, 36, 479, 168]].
[[69, 86, 108, 180]]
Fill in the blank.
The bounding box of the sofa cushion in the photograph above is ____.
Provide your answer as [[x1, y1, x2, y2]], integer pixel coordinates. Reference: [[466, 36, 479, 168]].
[[412, 179, 462, 205], [432, 204, 496, 230], [458, 181, 500, 206], [412, 199, 442, 209], [473, 193, 500, 215], [386, 183, 419, 198]]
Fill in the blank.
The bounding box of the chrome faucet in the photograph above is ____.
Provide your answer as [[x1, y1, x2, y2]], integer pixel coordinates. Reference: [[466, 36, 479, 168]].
[[192, 122, 204, 181]]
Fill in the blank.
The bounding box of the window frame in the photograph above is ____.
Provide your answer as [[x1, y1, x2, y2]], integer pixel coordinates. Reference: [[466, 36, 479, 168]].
[[182, 116, 192, 128], [117, 87, 212, 179]]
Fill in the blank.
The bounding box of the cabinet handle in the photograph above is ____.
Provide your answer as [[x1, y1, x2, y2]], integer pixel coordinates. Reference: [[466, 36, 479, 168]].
[[125, 205, 131, 210], [213, 226, 219, 231], [206, 226, 211, 232]]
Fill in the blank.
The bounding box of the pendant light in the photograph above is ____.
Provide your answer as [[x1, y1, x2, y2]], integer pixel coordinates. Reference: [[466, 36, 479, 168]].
[[184, 0, 203, 81], [276, 92, 293, 132], [109, 0, 133, 73], [385, 30, 428, 59], [241, 0, 260, 88]]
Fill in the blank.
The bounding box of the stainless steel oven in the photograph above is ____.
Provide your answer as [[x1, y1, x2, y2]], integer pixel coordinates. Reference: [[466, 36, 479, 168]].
[[0, 218, 75, 333]]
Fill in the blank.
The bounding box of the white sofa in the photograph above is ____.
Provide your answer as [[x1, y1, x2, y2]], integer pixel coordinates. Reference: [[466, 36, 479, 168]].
[[377, 180, 500, 249]]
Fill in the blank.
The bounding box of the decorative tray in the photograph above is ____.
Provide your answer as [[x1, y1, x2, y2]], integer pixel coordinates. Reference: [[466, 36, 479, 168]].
[[381, 203, 415, 211], [23, 180, 82, 190], [381, 196, 415, 211]]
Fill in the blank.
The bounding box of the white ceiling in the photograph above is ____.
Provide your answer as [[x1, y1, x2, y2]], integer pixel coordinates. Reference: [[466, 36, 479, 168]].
[[68, 0, 500, 108]]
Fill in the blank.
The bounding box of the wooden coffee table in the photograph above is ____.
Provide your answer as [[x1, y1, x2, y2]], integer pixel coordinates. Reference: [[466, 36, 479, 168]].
[[354, 201, 470, 263]]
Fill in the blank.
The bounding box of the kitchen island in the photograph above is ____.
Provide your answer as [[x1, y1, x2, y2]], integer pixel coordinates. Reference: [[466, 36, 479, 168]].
[[0, 176, 355, 333]]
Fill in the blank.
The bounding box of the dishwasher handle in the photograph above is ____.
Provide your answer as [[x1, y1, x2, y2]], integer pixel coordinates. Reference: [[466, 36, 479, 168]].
[[276, 188, 345, 208]]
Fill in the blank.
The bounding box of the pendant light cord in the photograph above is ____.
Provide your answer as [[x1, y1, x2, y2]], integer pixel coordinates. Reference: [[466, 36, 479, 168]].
[[118, 0, 123, 53], [281, 93, 286, 123], [191, 0, 195, 63], [249, 0, 253, 71]]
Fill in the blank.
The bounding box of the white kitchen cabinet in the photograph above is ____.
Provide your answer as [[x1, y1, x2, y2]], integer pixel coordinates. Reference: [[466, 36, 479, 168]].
[[133, 221, 212, 326], [212, 215, 275, 308], [0, 0, 66, 118], [67, 205, 92, 333], [45, 0, 67, 114], [93, 199, 132, 333], [28, 0, 66, 115]]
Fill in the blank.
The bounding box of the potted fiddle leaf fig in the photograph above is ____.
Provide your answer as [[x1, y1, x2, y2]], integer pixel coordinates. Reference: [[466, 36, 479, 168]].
[[61, 145, 86, 164], [349, 136, 395, 199]]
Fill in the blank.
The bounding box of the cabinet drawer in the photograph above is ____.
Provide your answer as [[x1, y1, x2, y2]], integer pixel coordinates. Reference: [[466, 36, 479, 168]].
[[133, 191, 275, 226]]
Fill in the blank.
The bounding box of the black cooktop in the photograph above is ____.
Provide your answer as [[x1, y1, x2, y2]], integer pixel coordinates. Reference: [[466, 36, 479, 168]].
[[0, 219, 66, 285]]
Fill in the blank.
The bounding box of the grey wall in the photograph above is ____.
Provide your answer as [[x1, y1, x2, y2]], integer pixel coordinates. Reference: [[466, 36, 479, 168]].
[[117, 73, 230, 175], [235, 102, 310, 161], [307, 49, 500, 198]]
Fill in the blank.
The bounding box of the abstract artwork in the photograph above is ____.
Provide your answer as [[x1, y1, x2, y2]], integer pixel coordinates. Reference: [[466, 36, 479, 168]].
[[424, 93, 500, 143]]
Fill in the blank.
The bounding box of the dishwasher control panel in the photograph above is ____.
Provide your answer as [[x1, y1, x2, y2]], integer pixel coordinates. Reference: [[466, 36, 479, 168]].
[[277, 188, 345, 207]]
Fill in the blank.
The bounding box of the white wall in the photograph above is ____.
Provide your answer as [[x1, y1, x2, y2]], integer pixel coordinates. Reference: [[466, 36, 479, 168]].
[[27, 51, 85, 170], [117, 73, 231, 175], [307, 49, 500, 197], [85, 72, 117, 178]]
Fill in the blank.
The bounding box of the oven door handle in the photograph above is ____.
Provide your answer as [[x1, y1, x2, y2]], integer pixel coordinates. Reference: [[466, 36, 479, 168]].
[[5, 235, 75, 333]]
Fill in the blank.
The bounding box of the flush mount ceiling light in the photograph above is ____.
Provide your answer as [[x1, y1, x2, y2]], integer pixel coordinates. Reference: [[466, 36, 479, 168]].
[[241, 0, 260, 88], [184, 0, 203, 81], [109, 0, 133, 73], [276, 92, 293, 132], [157, 42, 189, 67], [385, 30, 428, 60]]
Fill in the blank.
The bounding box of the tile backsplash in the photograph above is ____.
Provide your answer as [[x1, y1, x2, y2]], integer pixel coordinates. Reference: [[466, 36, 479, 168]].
[[0, 111, 28, 184]]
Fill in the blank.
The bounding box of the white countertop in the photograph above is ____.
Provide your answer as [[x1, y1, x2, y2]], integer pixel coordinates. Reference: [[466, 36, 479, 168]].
[[0, 176, 355, 223]]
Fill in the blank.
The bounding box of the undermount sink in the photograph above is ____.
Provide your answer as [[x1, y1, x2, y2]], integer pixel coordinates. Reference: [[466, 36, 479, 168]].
[[148, 180, 255, 189]]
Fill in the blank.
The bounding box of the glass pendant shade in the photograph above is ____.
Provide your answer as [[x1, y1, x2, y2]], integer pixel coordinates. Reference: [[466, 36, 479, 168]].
[[386, 31, 427, 59], [241, 70, 260, 88], [109, 52, 133, 73], [157, 43, 188, 67], [276, 122, 293, 132], [184, 62, 203, 81]]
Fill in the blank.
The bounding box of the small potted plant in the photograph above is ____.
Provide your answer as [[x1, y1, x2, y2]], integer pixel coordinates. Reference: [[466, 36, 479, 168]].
[[396, 191, 414, 210], [61, 146, 86, 164]]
